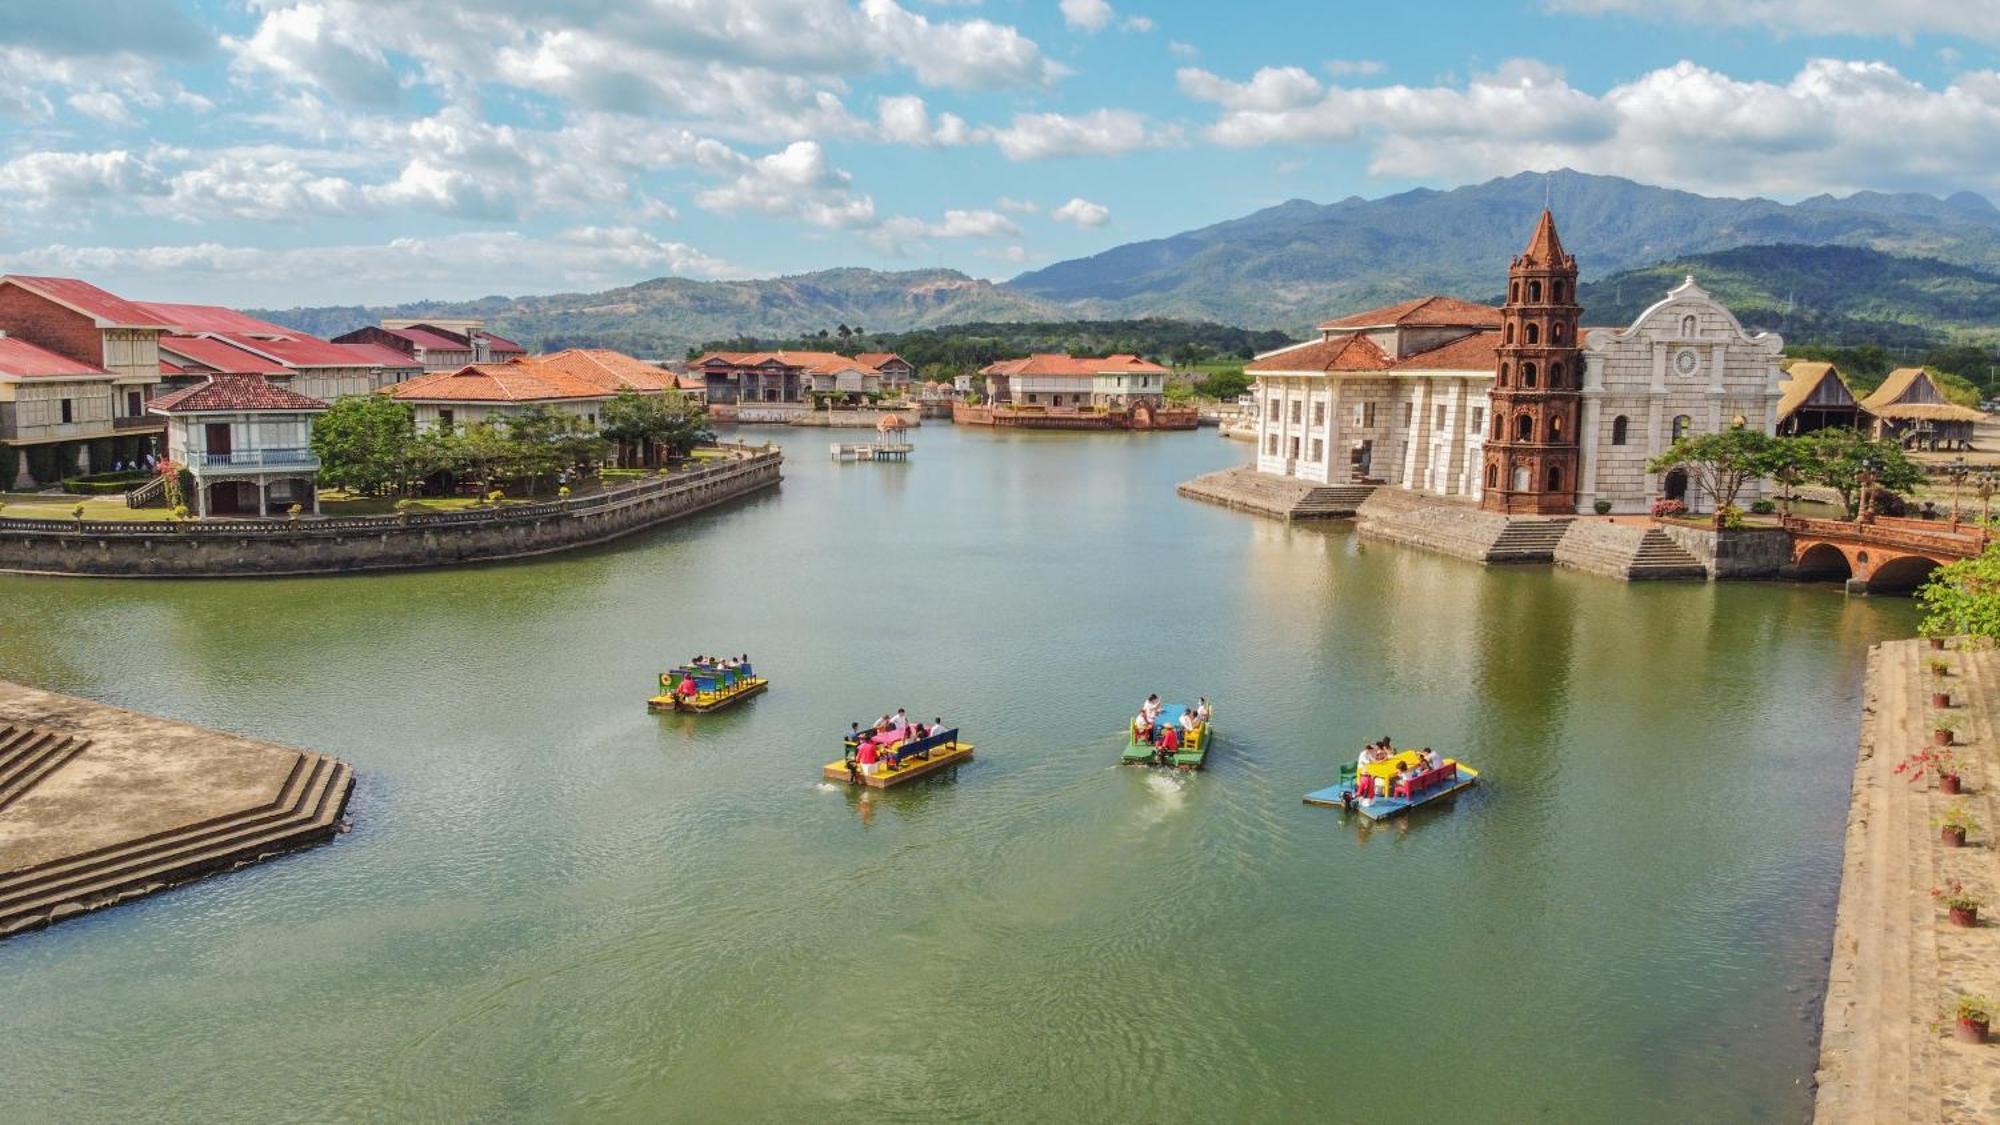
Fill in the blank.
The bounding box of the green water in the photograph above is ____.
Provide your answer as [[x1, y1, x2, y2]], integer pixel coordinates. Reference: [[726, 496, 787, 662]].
[[0, 424, 1912, 1122]]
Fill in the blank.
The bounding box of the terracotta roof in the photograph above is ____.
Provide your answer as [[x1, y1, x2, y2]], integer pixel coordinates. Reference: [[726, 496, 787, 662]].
[[695, 350, 900, 375], [383, 363, 612, 404], [854, 352, 908, 368], [136, 301, 295, 338], [1, 275, 174, 329], [338, 342, 426, 369], [1517, 209, 1573, 269], [1316, 295, 1502, 331], [149, 374, 328, 414], [529, 348, 674, 393], [230, 333, 373, 368], [1247, 330, 1501, 374], [675, 374, 707, 391], [0, 335, 110, 378], [159, 335, 288, 376], [482, 331, 525, 353], [979, 353, 1170, 377], [390, 325, 476, 352]]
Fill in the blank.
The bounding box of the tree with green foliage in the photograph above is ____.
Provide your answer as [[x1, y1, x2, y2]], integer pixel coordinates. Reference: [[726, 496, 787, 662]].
[[502, 405, 606, 490], [600, 389, 708, 466], [1918, 543, 2000, 641], [1792, 426, 1926, 518], [1922, 344, 1997, 391], [1646, 427, 1783, 522], [1193, 368, 1252, 401], [310, 395, 417, 496]]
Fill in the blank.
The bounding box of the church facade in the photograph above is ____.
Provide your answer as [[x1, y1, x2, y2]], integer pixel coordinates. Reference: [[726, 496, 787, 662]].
[[1246, 212, 1786, 515]]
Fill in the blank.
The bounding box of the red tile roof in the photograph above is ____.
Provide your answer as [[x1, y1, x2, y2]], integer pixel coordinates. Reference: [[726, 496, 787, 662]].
[[980, 353, 1170, 377], [337, 342, 425, 369], [150, 374, 328, 414], [231, 333, 376, 368], [389, 325, 475, 352], [695, 350, 902, 375], [159, 335, 288, 376], [136, 301, 296, 338], [1315, 295, 1502, 331], [530, 348, 673, 393], [854, 352, 908, 368], [1247, 329, 1501, 374], [1517, 209, 1573, 269], [0, 335, 110, 378], [383, 363, 611, 404], [1, 275, 175, 329], [483, 331, 525, 353]]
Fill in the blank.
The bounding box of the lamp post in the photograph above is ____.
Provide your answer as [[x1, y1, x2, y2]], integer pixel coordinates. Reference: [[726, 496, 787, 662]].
[[1857, 458, 1876, 526], [1980, 471, 1997, 545], [1949, 454, 1970, 529]]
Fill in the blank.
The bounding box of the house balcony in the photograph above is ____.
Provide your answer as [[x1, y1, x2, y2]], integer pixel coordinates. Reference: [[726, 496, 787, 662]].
[[193, 448, 319, 471], [113, 415, 166, 431]]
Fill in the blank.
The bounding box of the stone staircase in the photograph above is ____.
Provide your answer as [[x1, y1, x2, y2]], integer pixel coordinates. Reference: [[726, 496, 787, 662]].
[[1629, 529, 1707, 579], [1487, 518, 1574, 563], [1553, 521, 1710, 580], [0, 749, 353, 938], [0, 722, 88, 814]]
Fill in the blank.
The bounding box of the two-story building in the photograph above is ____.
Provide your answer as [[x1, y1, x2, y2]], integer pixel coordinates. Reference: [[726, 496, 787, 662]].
[[692, 350, 914, 404], [333, 320, 527, 371], [0, 275, 171, 487], [977, 354, 1173, 409], [383, 361, 614, 433], [145, 302, 422, 399], [151, 374, 328, 516]]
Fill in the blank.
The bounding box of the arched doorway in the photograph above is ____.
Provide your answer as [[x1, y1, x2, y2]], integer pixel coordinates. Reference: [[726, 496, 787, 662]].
[[1663, 468, 1688, 503], [1866, 555, 1942, 595], [1792, 543, 1852, 583]]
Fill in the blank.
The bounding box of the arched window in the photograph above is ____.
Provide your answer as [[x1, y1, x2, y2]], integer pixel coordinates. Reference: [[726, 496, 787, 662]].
[[1523, 362, 1538, 388], [1549, 363, 1563, 389], [1515, 413, 1534, 441], [1494, 414, 1504, 440], [1504, 323, 1515, 344], [1552, 280, 1566, 302], [1486, 464, 1498, 488], [1611, 415, 1629, 445], [1551, 414, 1563, 440], [1681, 314, 1697, 337], [1547, 464, 1563, 491], [1672, 415, 1692, 441], [1511, 282, 1520, 302], [1497, 362, 1509, 387], [1524, 323, 1540, 345], [1528, 280, 1543, 303], [1552, 322, 1565, 343]]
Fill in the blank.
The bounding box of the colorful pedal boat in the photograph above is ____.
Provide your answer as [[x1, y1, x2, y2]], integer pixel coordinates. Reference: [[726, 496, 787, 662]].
[[647, 663, 768, 713], [1303, 750, 1478, 820], [824, 726, 973, 788], [1121, 704, 1212, 769]]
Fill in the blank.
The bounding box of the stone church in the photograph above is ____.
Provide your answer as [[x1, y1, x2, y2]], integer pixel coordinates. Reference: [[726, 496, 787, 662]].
[[1246, 212, 1785, 514]]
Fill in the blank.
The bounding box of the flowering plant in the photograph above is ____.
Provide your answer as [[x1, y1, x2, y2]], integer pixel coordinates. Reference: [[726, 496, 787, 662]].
[[1651, 498, 1689, 518], [1894, 746, 1961, 782], [1934, 881, 1983, 912]]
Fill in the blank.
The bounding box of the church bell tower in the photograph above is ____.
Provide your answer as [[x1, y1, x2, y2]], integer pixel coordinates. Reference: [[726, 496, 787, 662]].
[[1481, 210, 1582, 515]]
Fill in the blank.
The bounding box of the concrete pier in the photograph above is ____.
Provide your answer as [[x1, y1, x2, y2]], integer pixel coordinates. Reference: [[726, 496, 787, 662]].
[[0, 681, 352, 939]]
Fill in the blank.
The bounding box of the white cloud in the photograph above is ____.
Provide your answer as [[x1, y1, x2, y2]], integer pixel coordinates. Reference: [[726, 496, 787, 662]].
[[1051, 196, 1111, 227], [1, 228, 741, 305], [1168, 40, 1198, 60], [1178, 66, 1324, 112], [1060, 0, 1115, 32], [224, 1, 402, 108], [695, 140, 877, 229], [881, 208, 1021, 239], [995, 196, 1039, 213], [0, 149, 167, 208], [875, 94, 973, 146], [1123, 15, 1155, 32], [1547, 0, 2000, 43], [0, 45, 210, 125], [1181, 56, 2000, 197], [988, 108, 1178, 160]]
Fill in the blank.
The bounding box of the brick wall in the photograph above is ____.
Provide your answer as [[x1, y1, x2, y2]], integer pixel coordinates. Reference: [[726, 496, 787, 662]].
[[0, 285, 104, 367]]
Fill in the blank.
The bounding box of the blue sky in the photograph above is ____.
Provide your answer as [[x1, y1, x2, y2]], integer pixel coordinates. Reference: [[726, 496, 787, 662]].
[[1, 0, 1996, 305]]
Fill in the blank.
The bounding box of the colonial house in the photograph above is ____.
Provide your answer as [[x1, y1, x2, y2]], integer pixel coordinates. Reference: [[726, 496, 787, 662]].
[[333, 320, 527, 371], [979, 354, 1172, 409], [808, 361, 883, 404], [383, 361, 614, 433], [1246, 213, 1786, 514], [151, 374, 328, 517], [0, 275, 170, 486], [692, 350, 913, 404], [1777, 362, 1870, 436], [1859, 368, 1988, 449], [140, 302, 422, 399]]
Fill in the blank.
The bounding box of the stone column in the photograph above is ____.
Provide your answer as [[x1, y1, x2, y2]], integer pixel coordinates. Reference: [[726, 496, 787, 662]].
[[1325, 381, 1345, 483], [76, 443, 90, 475], [1400, 379, 1432, 490], [14, 447, 35, 491], [1578, 392, 1603, 511], [258, 479, 269, 518], [196, 478, 209, 518]]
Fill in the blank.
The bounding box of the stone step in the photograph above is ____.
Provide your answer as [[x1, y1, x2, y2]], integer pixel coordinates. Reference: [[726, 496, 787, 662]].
[[0, 757, 349, 928], [0, 731, 86, 814], [0, 751, 321, 899]]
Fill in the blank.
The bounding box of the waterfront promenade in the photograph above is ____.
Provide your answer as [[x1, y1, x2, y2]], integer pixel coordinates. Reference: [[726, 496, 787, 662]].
[[1817, 639, 2000, 1122]]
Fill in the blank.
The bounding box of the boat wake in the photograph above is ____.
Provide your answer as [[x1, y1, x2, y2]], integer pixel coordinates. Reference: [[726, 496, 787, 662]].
[[1135, 771, 1189, 826]]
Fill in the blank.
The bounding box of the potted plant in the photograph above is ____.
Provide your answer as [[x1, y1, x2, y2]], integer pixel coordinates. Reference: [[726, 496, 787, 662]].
[[1593, 499, 1612, 515], [1935, 881, 1983, 927], [1936, 715, 1962, 746], [1924, 625, 1950, 652], [1896, 747, 1963, 794], [1931, 658, 1955, 708], [1939, 803, 1979, 847], [1956, 995, 1992, 1044]]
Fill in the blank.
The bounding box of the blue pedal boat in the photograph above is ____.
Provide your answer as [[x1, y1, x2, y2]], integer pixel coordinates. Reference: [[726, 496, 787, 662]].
[[648, 661, 768, 713], [1303, 752, 1479, 820]]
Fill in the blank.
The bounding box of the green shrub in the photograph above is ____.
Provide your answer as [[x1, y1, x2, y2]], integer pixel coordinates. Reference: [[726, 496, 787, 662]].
[[61, 470, 149, 495], [1749, 499, 1777, 515], [1593, 499, 1612, 515]]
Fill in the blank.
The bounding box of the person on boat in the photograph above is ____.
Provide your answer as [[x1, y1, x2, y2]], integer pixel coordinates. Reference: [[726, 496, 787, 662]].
[[848, 721, 865, 746], [1195, 697, 1211, 725], [1419, 748, 1439, 771], [677, 674, 698, 702], [1133, 713, 1154, 745], [1141, 694, 1161, 724], [932, 718, 946, 744], [892, 708, 910, 733], [856, 739, 882, 776], [1178, 708, 1200, 735]]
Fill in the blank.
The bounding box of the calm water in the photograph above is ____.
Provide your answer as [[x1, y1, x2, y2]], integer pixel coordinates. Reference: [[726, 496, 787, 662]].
[[0, 424, 1912, 1122]]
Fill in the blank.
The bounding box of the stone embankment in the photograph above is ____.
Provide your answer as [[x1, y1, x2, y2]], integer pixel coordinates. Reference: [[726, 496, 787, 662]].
[[1815, 639, 2000, 1123], [0, 681, 352, 939], [0, 449, 780, 578], [1177, 467, 1374, 521], [1353, 487, 1573, 564], [1553, 520, 1708, 580]]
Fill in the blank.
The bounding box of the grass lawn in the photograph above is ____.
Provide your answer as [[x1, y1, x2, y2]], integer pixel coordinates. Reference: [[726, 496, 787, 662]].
[[0, 494, 170, 521]]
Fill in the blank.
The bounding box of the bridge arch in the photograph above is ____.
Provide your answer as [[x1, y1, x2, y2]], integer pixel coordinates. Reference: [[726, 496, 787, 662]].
[[1865, 554, 1942, 595], [1793, 542, 1852, 582]]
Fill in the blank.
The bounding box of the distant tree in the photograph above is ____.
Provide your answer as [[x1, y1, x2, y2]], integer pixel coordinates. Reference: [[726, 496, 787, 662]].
[[1922, 344, 1996, 387], [1646, 427, 1783, 522], [1193, 368, 1252, 400], [599, 388, 708, 465], [1918, 543, 2000, 641], [310, 395, 417, 496], [1791, 427, 1925, 517]]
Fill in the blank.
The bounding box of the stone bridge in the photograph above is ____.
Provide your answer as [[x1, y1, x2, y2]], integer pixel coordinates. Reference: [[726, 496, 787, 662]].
[[1782, 514, 1987, 594]]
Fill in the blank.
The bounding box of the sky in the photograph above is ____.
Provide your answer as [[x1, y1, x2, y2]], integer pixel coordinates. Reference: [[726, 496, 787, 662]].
[[2, 0, 1999, 306]]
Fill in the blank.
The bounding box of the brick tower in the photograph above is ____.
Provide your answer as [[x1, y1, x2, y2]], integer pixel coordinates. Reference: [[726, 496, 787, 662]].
[[1481, 210, 1581, 515]]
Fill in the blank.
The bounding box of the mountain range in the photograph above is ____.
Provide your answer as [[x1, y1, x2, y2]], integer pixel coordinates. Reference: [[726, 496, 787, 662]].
[[254, 169, 2000, 353]]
